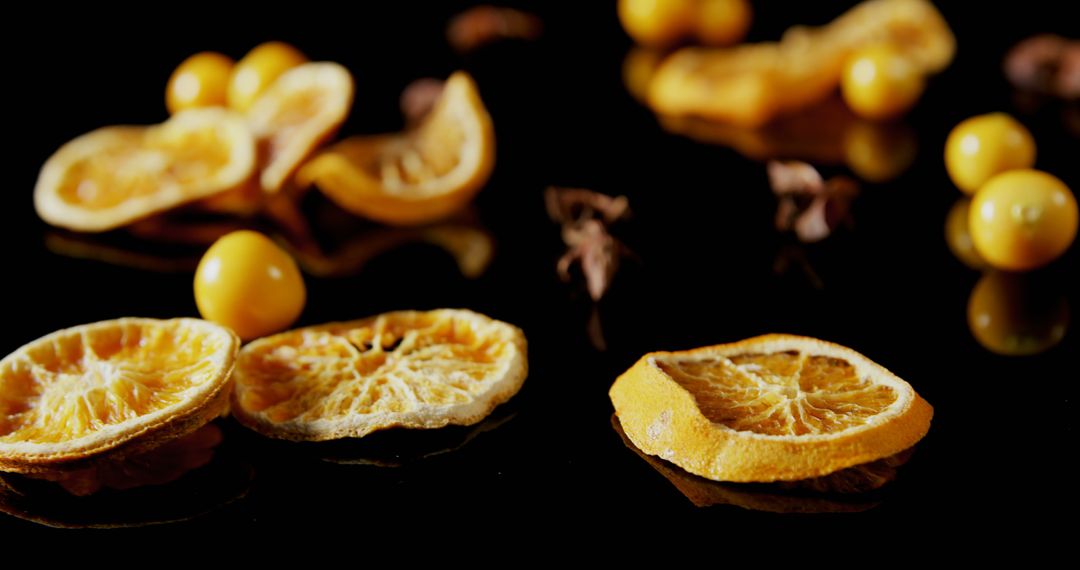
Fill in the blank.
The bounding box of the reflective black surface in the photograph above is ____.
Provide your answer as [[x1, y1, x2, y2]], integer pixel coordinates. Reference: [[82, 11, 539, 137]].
[[3, 1, 1077, 545]]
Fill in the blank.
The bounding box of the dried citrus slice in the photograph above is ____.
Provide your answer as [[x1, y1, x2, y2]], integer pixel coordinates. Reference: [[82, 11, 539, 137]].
[[648, 0, 955, 126], [0, 318, 239, 473], [296, 72, 495, 226], [34, 108, 256, 232], [610, 334, 932, 482], [247, 62, 353, 194], [231, 309, 526, 441]]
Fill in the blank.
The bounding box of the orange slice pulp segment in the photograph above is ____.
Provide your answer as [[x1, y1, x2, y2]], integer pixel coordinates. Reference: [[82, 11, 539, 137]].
[[297, 72, 495, 226], [34, 108, 255, 232], [231, 309, 526, 441]]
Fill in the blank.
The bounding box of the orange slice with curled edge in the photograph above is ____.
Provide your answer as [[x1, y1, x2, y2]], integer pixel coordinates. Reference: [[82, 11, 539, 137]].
[[34, 108, 256, 232], [247, 62, 354, 194], [610, 334, 932, 482], [231, 309, 526, 441], [296, 72, 495, 226], [0, 318, 239, 473]]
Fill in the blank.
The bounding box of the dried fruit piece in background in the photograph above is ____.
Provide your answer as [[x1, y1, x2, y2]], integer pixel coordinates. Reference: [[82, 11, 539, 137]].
[[447, 5, 542, 54], [1004, 34, 1080, 99], [648, 0, 954, 126], [247, 62, 354, 194], [34, 108, 256, 232], [768, 161, 859, 243], [298, 72, 494, 226]]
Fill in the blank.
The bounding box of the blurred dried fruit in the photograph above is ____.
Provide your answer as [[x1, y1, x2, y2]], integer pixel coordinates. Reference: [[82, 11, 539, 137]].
[[1004, 34, 1080, 99], [447, 6, 542, 54], [648, 0, 954, 126]]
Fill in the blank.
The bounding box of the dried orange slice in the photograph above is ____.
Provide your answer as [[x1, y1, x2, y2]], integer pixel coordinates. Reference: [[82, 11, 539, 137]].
[[34, 108, 256, 232], [610, 334, 932, 482], [648, 0, 955, 126], [297, 72, 495, 226], [247, 62, 353, 194], [231, 309, 526, 441], [0, 318, 239, 473]]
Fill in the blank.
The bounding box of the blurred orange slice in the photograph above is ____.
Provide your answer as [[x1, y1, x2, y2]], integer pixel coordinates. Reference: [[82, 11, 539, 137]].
[[231, 309, 526, 441], [0, 318, 239, 473], [34, 108, 255, 232], [610, 334, 932, 482], [297, 72, 494, 226], [247, 62, 353, 194]]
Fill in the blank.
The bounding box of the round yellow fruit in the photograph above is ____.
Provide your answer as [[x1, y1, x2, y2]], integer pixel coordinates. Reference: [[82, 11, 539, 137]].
[[227, 41, 308, 112], [166, 52, 234, 114], [841, 44, 925, 120], [968, 169, 1077, 271], [618, 0, 695, 47], [696, 0, 752, 46], [945, 113, 1036, 194], [195, 230, 306, 340]]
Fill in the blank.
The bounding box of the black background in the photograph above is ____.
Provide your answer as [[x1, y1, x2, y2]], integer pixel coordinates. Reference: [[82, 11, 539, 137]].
[[2, 1, 1077, 547]]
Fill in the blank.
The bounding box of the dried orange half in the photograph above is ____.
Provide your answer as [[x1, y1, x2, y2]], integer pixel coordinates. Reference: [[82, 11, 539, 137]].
[[232, 309, 526, 441], [247, 62, 354, 194], [610, 334, 932, 482], [297, 72, 495, 226], [0, 318, 239, 473], [34, 108, 256, 232]]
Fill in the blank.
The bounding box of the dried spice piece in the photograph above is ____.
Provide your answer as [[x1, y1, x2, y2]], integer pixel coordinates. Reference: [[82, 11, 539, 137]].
[[557, 219, 626, 302], [1004, 35, 1080, 99], [547, 187, 633, 302], [768, 161, 859, 243], [447, 6, 543, 54], [545, 186, 631, 226], [400, 78, 446, 124]]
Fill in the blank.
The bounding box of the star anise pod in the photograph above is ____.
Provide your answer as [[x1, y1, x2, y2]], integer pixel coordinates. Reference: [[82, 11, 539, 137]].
[[768, 160, 859, 243], [545, 186, 630, 226]]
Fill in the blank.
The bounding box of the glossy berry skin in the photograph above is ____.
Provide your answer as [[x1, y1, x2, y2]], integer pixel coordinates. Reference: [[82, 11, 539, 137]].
[[194, 230, 306, 340], [841, 44, 925, 121], [166, 52, 234, 114], [968, 170, 1078, 271], [227, 42, 307, 112], [945, 113, 1036, 194]]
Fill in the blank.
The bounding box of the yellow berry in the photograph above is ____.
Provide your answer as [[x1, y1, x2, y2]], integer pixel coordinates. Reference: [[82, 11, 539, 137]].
[[166, 52, 234, 114], [945, 113, 1036, 194], [195, 230, 306, 340], [968, 169, 1077, 271], [841, 44, 925, 120]]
